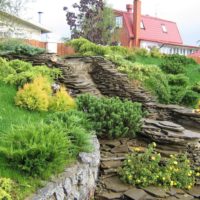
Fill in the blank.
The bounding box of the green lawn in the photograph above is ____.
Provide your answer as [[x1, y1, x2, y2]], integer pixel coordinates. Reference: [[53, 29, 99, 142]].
[[185, 64, 200, 85], [136, 55, 200, 86], [0, 82, 48, 199]]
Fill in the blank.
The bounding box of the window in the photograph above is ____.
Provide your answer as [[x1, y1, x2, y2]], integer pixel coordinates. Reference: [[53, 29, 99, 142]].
[[140, 21, 145, 29], [115, 16, 123, 28], [161, 24, 167, 33]]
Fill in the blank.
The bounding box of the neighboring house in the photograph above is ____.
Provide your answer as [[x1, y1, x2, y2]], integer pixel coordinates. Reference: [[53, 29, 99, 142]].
[[114, 0, 199, 55], [0, 10, 51, 41]]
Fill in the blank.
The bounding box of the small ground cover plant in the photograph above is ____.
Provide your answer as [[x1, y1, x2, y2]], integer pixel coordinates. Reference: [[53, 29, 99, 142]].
[[119, 143, 196, 189], [0, 58, 61, 88], [0, 178, 15, 200], [0, 39, 46, 56], [76, 94, 143, 139]]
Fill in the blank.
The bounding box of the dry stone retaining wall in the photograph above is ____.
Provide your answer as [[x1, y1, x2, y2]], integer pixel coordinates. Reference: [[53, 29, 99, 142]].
[[27, 136, 100, 200]]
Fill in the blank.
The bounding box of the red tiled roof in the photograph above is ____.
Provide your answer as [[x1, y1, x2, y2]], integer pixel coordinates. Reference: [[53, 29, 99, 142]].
[[116, 10, 183, 45]]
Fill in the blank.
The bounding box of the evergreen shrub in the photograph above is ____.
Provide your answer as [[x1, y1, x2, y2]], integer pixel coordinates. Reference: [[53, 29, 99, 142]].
[[76, 94, 143, 139], [0, 123, 71, 177]]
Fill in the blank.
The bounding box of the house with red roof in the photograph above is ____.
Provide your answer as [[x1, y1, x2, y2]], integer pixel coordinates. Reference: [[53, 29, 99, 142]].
[[114, 0, 199, 55]]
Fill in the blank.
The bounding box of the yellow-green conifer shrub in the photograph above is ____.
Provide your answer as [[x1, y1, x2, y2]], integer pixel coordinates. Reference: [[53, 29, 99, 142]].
[[49, 87, 76, 112], [15, 76, 51, 111], [0, 178, 14, 200]]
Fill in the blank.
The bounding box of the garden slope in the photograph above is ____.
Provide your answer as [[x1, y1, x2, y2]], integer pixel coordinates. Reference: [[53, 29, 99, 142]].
[[2, 53, 200, 130]]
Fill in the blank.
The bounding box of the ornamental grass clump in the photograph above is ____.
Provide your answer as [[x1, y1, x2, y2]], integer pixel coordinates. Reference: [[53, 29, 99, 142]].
[[119, 143, 196, 189]]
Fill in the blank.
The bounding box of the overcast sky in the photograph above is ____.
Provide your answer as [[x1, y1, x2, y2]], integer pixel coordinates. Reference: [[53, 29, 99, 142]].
[[26, 0, 200, 45]]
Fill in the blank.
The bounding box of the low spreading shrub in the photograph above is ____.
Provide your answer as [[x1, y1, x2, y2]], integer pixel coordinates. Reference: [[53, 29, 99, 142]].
[[49, 87, 76, 112], [0, 122, 71, 177], [0, 58, 61, 88], [45, 110, 92, 156], [192, 82, 200, 93], [0, 58, 16, 80], [160, 54, 196, 75], [0, 178, 14, 200], [109, 46, 131, 56], [144, 73, 171, 104], [8, 59, 32, 73], [118, 63, 171, 103], [76, 94, 143, 139], [133, 47, 149, 57], [15, 76, 51, 111], [0, 39, 45, 56], [170, 86, 187, 104], [181, 90, 199, 107], [167, 74, 189, 87], [119, 143, 195, 189], [150, 47, 163, 58]]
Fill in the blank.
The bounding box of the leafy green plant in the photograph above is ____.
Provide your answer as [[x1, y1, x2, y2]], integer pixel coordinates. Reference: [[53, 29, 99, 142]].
[[133, 47, 149, 57], [181, 90, 199, 107], [0, 39, 45, 56], [167, 74, 189, 87], [150, 47, 163, 58], [0, 58, 16, 80], [0, 178, 14, 200], [192, 82, 200, 93], [76, 94, 143, 139], [0, 122, 71, 177], [119, 143, 195, 189], [45, 110, 92, 156], [15, 76, 51, 111], [0, 58, 61, 88], [118, 63, 171, 103], [144, 73, 171, 104], [160, 54, 187, 74], [49, 86, 76, 112]]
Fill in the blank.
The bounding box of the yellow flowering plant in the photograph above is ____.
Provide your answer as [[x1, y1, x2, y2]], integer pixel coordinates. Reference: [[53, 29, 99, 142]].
[[119, 143, 196, 189]]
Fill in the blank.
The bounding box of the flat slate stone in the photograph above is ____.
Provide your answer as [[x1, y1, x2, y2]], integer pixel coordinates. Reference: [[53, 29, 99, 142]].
[[111, 145, 129, 153], [143, 186, 169, 198], [103, 176, 131, 192], [98, 191, 122, 199], [100, 140, 121, 148], [101, 160, 122, 169], [124, 188, 147, 200], [175, 194, 194, 200], [186, 186, 200, 198]]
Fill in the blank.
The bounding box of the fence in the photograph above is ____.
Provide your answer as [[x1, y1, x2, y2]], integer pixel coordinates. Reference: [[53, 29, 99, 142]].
[[26, 39, 47, 49], [57, 43, 75, 56], [188, 56, 200, 64], [25, 40, 75, 56]]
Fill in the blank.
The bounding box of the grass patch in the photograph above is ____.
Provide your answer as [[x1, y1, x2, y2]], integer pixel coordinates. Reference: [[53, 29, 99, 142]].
[[185, 64, 200, 86], [0, 81, 48, 199], [135, 55, 163, 66], [0, 81, 47, 132]]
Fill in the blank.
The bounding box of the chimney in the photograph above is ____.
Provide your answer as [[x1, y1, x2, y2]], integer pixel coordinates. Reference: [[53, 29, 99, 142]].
[[126, 4, 133, 13], [38, 11, 43, 24], [133, 0, 141, 47]]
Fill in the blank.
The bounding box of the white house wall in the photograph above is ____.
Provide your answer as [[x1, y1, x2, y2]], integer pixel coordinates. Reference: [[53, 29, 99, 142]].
[[0, 15, 44, 41], [140, 40, 196, 56]]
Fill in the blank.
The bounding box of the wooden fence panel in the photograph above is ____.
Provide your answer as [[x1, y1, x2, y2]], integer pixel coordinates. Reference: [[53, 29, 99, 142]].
[[25, 39, 47, 49], [57, 43, 75, 56], [25, 40, 75, 56], [188, 56, 200, 64]]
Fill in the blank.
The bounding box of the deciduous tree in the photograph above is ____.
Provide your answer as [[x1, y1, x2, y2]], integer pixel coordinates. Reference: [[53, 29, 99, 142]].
[[64, 0, 116, 45]]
